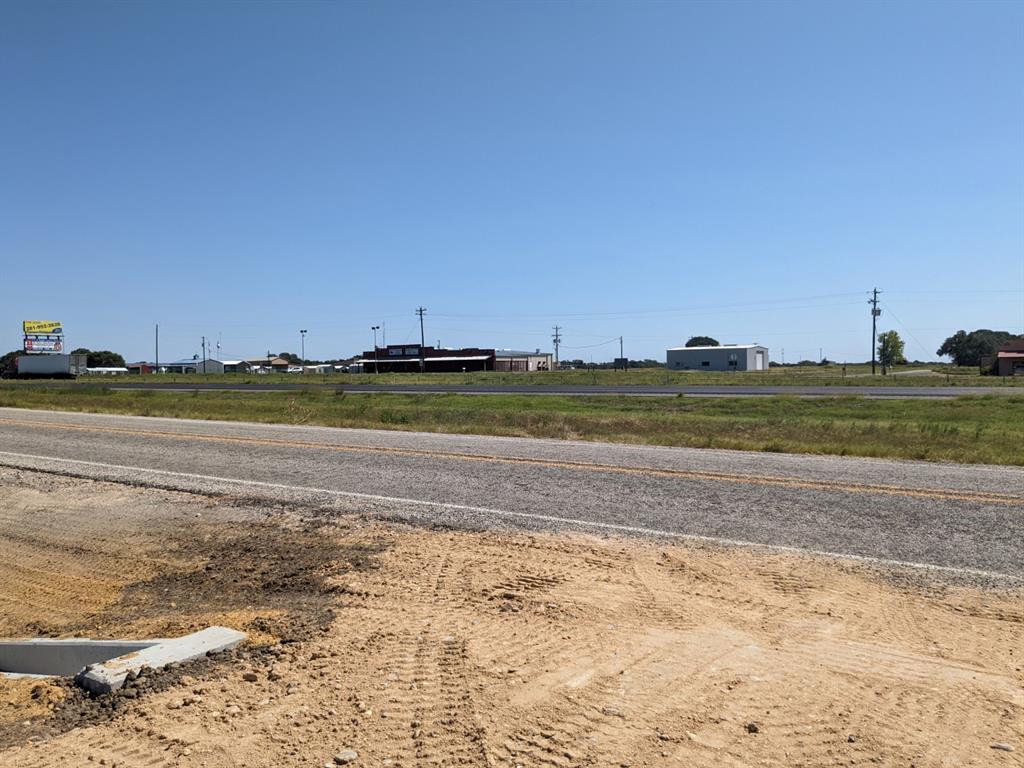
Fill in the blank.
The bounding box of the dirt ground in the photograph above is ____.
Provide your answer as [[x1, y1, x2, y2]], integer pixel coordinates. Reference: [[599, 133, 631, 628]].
[[0, 468, 1020, 767]]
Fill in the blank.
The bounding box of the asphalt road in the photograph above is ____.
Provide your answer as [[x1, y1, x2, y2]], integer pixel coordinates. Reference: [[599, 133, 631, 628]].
[[90, 381, 1022, 398], [0, 407, 1021, 583]]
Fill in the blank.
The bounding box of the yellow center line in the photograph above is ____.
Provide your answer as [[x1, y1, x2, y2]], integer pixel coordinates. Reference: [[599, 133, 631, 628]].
[[0, 416, 1020, 506]]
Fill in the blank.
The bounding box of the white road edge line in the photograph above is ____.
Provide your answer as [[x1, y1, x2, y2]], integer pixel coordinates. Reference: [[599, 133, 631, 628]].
[[0, 450, 1015, 582]]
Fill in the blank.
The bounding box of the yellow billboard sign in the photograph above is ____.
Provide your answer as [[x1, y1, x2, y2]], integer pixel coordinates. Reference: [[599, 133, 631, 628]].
[[23, 320, 63, 335]]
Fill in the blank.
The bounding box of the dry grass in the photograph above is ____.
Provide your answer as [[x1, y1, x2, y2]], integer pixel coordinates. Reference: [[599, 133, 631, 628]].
[[61, 363, 1023, 387]]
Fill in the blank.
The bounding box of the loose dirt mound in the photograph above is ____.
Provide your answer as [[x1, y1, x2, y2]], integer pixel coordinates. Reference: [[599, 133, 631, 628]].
[[0, 470, 385, 645], [0, 680, 66, 729], [0, 469, 1021, 767], [91, 518, 385, 644]]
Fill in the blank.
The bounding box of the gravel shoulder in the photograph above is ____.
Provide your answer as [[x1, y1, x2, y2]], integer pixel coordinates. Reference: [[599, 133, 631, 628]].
[[0, 468, 1021, 767]]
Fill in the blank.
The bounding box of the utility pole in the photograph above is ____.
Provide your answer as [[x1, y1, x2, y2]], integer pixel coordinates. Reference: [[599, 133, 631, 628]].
[[416, 307, 427, 372], [552, 326, 562, 369], [299, 329, 307, 371], [382, 322, 386, 348], [371, 326, 380, 374], [620, 336, 625, 371], [155, 324, 159, 373], [869, 288, 882, 375], [201, 336, 206, 374]]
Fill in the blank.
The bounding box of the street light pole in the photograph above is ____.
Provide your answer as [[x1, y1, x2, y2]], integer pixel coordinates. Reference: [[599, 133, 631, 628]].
[[299, 329, 307, 373], [371, 326, 380, 374]]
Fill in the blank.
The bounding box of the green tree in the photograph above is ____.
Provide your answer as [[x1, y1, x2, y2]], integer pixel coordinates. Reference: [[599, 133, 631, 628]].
[[70, 348, 126, 367], [88, 351, 126, 367], [0, 350, 22, 377], [685, 336, 719, 347], [278, 352, 302, 364], [877, 331, 906, 369], [937, 329, 1020, 367]]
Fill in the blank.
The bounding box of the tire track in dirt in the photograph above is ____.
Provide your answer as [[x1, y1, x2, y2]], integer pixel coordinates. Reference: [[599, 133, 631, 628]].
[[16, 742, 176, 768], [1, 469, 1021, 767]]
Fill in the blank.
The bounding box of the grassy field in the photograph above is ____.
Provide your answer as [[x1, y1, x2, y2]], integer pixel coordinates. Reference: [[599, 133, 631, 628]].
[[2, 386, 1022, 465], [58, 362, 1021, 387]]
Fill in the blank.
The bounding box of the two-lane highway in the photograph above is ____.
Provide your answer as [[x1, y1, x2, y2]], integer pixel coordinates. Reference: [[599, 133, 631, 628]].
[[0, 407, 1021, 582]]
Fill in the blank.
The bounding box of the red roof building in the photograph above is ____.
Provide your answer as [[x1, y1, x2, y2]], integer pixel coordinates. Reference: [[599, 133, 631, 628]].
[[995, 339, 1024, 377]]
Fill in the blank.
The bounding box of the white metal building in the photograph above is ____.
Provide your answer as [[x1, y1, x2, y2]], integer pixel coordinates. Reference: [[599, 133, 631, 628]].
[[666, 344, 769, 372], [494, 350, 554, 372], [163, 358, 225, 374]]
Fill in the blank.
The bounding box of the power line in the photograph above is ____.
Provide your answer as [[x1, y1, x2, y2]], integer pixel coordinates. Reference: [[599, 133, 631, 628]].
[[884, 288, 1022, 295], [437, 299, 866, 324], [881, 302, 931, 359], [155, 294, 876, 336], [432, 291, 867, 321], [562, 336, 619, 350]]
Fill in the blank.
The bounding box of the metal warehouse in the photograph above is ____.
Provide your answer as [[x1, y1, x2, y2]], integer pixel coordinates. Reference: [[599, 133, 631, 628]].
[[666, 344, 769, 372], [163, 357, 227, 374]]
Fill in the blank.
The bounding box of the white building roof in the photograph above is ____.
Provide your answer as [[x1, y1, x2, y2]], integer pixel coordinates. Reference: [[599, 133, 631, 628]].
[[667, 344, 764, 351]]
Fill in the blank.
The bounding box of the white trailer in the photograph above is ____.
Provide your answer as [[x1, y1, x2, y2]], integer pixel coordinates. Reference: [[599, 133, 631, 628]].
[[15, 353, 88, 378]]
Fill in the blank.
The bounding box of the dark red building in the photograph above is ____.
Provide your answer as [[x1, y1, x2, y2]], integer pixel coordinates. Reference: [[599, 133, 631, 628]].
[[356, 345, 496, 373], [995, 339, 1024, 377]]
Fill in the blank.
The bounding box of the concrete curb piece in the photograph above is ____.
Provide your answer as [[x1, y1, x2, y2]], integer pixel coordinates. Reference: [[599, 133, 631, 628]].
[[0, 628, 246, 694], [0, 640, 158, 677], [75, 627, 246, 694]]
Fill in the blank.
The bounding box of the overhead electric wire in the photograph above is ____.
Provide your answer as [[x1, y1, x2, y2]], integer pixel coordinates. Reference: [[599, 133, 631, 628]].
[[561, 337, 620, 350], [430, 291, 867, 320], [884, 288, 1022, 295], [881, 303, 932, 358]]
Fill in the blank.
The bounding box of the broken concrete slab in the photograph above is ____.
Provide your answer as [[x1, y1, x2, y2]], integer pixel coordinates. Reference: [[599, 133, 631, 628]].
[[76, 627, 246, 694]]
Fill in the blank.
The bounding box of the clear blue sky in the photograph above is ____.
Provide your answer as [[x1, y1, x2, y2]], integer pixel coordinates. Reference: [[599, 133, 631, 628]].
[[2, 0, 1021, 364]]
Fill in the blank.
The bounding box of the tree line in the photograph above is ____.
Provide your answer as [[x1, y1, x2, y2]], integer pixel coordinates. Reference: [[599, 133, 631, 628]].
[[935, 330, 1021, 367]]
